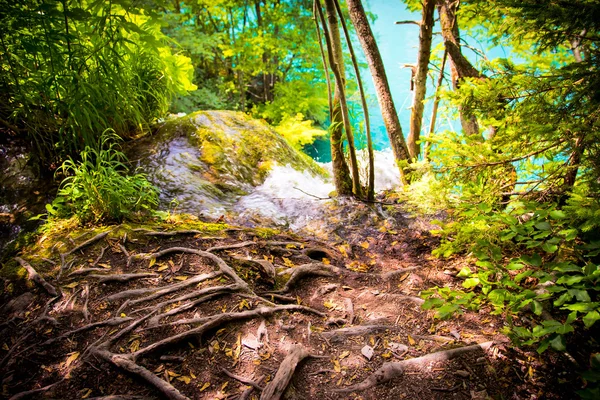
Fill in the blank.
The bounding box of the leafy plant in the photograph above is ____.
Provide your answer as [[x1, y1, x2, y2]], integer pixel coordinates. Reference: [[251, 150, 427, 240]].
[[48, 132, 158, 223]]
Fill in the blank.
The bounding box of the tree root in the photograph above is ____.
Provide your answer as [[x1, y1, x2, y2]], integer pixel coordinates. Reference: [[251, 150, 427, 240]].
[[65, 231, 110, 256], [334, 341, 495, 392], [273, 263, 338, 293], [221, 368, 264, 391], [8, 378, 65, 400], [260, 344, 310, 400], [91, 348, 189, 400], [232, 256, 276, 279], [133, 305, 324, 359], [14, 257, 58, 296], [43, 317, 133, 345], [322, 325, 400, 342], [89, 273, 157, 283], [88, 396, 155, 400], [106, 271, 221, 303]]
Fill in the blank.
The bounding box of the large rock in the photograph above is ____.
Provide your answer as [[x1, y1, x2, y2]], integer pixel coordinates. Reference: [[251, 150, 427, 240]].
[[127, 111, 326, 215]]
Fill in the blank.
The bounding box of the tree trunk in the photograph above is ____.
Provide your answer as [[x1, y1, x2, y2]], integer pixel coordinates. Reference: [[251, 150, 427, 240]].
[[423, 48, 447, 161], [333, 0, 374, 201], [323, 0, 362, 197], [315, 0, 353, 195], [345, 0, 411, 171], [407, 0, 435, 159], [437, 0, 480, 137]]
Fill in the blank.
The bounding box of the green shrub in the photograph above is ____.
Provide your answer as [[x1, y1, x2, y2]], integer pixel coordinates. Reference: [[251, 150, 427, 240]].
[[48, 132, 158, 223]]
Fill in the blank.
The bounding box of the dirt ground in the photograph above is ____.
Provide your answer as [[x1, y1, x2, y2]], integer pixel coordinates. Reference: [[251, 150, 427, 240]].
[[0, 201, 586, 399]]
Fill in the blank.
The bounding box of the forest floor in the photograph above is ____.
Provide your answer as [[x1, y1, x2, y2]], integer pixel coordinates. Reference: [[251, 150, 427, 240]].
[[0, 199, 583, 400]]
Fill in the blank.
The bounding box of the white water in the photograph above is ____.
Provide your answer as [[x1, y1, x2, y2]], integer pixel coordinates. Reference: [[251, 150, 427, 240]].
[[233, 150, 401, 231]]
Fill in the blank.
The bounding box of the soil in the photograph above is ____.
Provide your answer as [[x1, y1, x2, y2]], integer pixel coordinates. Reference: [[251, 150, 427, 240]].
[[0, 200, 588, 400]]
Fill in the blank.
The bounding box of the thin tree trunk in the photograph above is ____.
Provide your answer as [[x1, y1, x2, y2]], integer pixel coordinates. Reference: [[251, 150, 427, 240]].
[[437, 0, 480, 137], [407, 0, 435, 159], [323, 0, 362, 197], [345, 0, 411, 177], [315, 0, 353, 195], [423, 48, 447, 161], [333, 0, 374, 200]]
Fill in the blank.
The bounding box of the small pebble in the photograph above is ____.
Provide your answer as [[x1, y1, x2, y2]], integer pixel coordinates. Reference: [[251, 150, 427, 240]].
[[454, 370, 470, 378]]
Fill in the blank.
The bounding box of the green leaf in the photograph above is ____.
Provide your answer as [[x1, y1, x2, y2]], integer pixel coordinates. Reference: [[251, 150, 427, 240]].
[[568, 289, 591, 302], [522, 253, 542, 267], [541, 243, 558, 253], [563, 303, 598, 312], [535, 221, 552, 231], [549, 334, 566, 351], [583, 311, 600, 328], [457, 267, 472, 278], [549, 210, 567, 220], [463, 278, 480, 288], [531, 300, 543, 316]]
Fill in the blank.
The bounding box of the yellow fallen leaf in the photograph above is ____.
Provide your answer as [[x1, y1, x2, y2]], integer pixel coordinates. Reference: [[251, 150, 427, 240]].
[[296, 295, 302, 305], [285, 244, 297, 249], [190, 372, 196, 379], [339, 351, 350, 359], [225, 348, 233, 357], [120, 313, 127, 318], [199, 382, 210, 392], [167, 370, 180, 377], [2, 343, 9, 351], [174, 276, 188, 281], [221, 381, 229, 390], [98, 263, 111, 269], [64, 282, 78, 289], [81, 388, 92, 399], [282, 257, 294, 267], [360, 242, 370, 249], [154, 365, 165, 373], [149, 257, 156, 268], [130, 340, 140, 352], [381, 351, 392, 359], [65, 352, 80, 368], [238, 299, 251, 310], [177, 376, 191, 384], [322, 257, 330, 265], [333, 359, 341, 373], [157, 265, 169, 272], [407, 335, 416, 346], [391, 241, 398, 246]]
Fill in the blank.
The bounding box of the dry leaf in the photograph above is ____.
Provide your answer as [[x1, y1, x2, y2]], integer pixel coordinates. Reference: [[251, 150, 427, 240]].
[[322, 257, 330, 265], [174, 276, 188, 281], [148, 257, 156, 268], [332, 359, 341, 373], [177, 376, 191, 384], [98, 263, 111, 269], [157, 265, 169, 272], [129, 340, 140, 352], [200, 382, 210, 392], [339, 351, 350, 359], [2, 343, 9, 351], [64, 282, 78, 289], [167, 370, 180, 377], [360, 242, 370, 249], [80, 388, 92, 399], [65, 352, 80, 368], [407, 335, 416, 346], [238, 299, 251, 310], [282, 257, 294, 267]]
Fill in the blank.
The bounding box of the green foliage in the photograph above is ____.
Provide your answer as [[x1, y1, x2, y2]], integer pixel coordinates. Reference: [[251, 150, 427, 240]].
[[274, 114, 328, 150], [0, 0, 196, 166], [48, 132, 158, 223]]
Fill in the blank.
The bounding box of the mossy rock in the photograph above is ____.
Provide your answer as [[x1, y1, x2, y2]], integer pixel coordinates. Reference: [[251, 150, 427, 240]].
[[127, 111, 326, 215]]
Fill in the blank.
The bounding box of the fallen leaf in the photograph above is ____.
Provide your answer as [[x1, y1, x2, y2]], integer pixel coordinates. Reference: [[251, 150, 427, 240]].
[[199, 382, 210, 392], [157, 265, 169, 272], [282, 257, 294, 267], [64, 282, 78, 289], [98, 263, 111, 269], [360, 242, 370, 249], [167, 370, 180, 377], [361, 345, 374, 360], [149, 258, 156, 268], [238, 299, 251, 310], [322, 257, 331, 265], [65, 352, 80, 368], [339, 351, 350, 359], [2, 343, 9, 351], [177, 376, 191, 384], [333, 359, 341, 373], [407, 335, 416, 346], [80, 388, 92, 399], [174, 276, 188, 281], [154, 365, 165, 373], [130, 340, 140, 352]]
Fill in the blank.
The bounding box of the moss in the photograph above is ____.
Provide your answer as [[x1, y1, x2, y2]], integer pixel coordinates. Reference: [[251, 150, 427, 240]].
[[253, 227, 280, 239]]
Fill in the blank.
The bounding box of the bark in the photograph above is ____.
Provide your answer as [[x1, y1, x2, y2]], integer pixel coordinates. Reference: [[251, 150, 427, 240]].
[[333, 0, 375, 200], [423, 48, 448, 161], [407, 0, 436, 159], [345, 0, 411, 172], [437, 0, 481, 137], [318, 0, 362, 196]]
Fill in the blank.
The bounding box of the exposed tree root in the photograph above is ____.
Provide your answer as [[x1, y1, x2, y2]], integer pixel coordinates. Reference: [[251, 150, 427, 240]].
[[64, 231, 110, 256], [14, 257, 58, 296], [274, 263, 338, 293], [89, 273, 157, 283], [106, 271, 221, 303], [91, 348, 189, 400], [322, 325, 400, 342], [221, 368, 264, 391], [8, 378, 65, 400], [334, 342, 495, 392], [260, 344, 310, 400], [69, 267, 109, 276], [232, 256, 276, 279], [88, 396, 155, 400], [134, 305, 325, 359], [43, 317, 133, 345]]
